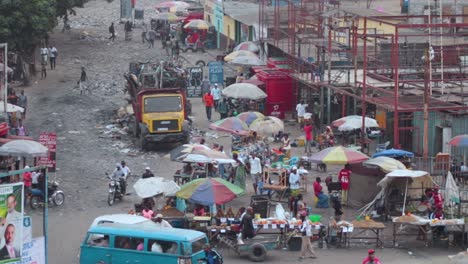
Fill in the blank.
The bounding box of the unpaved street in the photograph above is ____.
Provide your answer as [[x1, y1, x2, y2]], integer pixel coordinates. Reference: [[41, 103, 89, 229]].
[[19, 0, 464, 263]]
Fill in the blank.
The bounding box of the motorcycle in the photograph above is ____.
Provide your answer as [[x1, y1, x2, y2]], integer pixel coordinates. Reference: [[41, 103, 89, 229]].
[[107, 173, 126, 206], [30, 181, 65, 209]]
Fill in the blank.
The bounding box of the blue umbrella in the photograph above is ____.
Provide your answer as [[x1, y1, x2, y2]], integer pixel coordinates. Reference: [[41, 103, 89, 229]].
[[372, 148, 414, 158]]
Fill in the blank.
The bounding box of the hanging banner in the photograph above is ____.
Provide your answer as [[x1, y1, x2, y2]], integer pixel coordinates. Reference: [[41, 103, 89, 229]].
[[0, 183, 24, 264], [19, 237, 44, 264], [186, 67, 204, 97], [37, 133, 56, 172]]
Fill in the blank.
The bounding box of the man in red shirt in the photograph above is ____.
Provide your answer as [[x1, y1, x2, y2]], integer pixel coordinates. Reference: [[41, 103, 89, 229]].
[[202, 92, 214, 121], [338, 163, 351, 206], [362, 249, 382, 264], [303, 122, 313, 154], [313, 177, 322, 198]]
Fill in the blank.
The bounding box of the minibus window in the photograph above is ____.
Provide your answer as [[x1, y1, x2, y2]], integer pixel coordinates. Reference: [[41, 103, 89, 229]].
[[115, 236, 144, 250], [86, 233, 109, 248], [191, 238, 207, 254], [148, 239, 178, 255]]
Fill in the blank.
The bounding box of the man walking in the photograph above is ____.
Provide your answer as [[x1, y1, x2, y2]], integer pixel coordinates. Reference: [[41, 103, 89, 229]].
[[202, 92, 214, 122], [201, 76, 211, 95], [217, 98, 228, 120], [17, 90, 27, 120], [147, 29, 156, 48], [249, 153, 262, 194], [296, 101, 308, 126], [77, 67, 88, 95], [338, 163, 351, 206], [303, 121, 313, 154], [108, 22, 116, 41], [49, 45, 57, 70], [210, 84, 221, 110]]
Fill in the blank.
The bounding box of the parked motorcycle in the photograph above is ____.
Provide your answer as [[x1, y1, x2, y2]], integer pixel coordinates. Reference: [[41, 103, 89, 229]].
[[107, 173, 126, 206], [30, 181, 65, 209]]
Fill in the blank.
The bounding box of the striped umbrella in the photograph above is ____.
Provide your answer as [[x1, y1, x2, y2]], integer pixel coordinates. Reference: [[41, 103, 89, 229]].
[[176, 178, 244, 205], [234, 41, 260, 53], [237, 111, 265, 126], [183, 19, 211, 30], [332, 115, 379, 131], [209, 117, 249, 135], [309, 146, 369, 165], [448, 134, 468, 147], [156, 1, 190, 9], [152, 12, 180, 21]]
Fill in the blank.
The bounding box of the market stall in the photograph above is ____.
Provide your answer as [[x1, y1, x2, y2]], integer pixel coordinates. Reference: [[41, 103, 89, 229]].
[[349, 219, 386, 248]]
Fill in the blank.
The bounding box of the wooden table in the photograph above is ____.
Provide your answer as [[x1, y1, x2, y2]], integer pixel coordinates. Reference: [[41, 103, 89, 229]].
[[349, 223, 386, 248]]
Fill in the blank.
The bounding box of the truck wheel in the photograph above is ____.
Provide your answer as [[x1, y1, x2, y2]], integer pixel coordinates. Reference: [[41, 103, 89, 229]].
[[248, 243, 267, 262]]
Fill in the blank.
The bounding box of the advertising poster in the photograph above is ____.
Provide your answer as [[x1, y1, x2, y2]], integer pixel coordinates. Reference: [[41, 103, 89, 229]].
[[37, 133, 56, 172], [19, 237, 44, 264], [208, 61, 224, 85], [0, 183, 24, 264], [186, 67, 204, 97]]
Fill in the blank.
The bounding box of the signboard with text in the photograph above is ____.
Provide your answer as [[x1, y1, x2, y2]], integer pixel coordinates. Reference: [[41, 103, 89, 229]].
[[37, 133, 56, 172], [0, 183, 24, 264], [19, 237, 44, 264], [208, 61, 224, 85], [186, 67, 204, 97]]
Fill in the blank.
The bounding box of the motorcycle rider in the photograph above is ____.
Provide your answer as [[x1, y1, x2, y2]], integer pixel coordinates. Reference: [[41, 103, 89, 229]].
[[121, 161, 131, 180], [111, 163, 127, 196]]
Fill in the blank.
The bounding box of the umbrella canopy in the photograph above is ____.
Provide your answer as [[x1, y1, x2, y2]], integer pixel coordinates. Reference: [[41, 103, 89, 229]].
[[237, 111, 265, 126], [133, 177, 180, 198], [0, 102, 24, 113], [377, 169, 429, 188], [249, 116, 284, 136], [169, 5, 187, 12], [448, 134, 468, 147], [332, 115, 379, 131], [309, 146, 369, 165], [224, 50, 258, 62], [229, 56, 265, 66], [209, 117, 250, 135], [363, 157, 406, 173], [166, 143, 210, 161], [176, 177, 243, 205], [156, 1, 190, 8], [242, 79, 264, 87], [176, 150, 235, 164], [222, 83, 267, 100], [183, 19, 211, 30], [234, 41, 260, 53], [152, 12, 180, 21], [445, 171, 460, 205], [372, 148, 414, 158], [0, 140, 48, 158]]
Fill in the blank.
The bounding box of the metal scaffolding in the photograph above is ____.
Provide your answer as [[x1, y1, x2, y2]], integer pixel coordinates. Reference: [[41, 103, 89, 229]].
[[259, 1, 468, 155]]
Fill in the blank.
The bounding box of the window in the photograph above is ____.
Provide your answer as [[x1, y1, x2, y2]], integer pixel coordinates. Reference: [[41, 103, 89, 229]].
[[115, 236, 144, 251], [148, 239, 179, 255], [191, 237, 208, 254], [144, 96, 182, 113], [86, 233, 110, 248]]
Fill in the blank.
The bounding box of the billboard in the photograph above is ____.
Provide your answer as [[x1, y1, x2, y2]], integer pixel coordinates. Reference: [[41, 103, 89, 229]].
[[37, 133, 56, 172], [0, 183, 24, 264]]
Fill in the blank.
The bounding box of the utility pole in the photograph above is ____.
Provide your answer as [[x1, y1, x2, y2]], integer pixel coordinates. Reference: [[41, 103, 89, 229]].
[[423, 48, 430, 158], [0, 43, 8, 123]]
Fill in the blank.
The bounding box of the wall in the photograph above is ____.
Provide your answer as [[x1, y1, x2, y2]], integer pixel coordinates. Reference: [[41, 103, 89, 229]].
[[408, 0, 463, 24], [223, 15, 236, 43]]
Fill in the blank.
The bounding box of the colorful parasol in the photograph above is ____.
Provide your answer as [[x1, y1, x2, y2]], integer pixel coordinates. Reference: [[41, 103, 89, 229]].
[[448, 134, 468, 147], [249, 116, 284, 137], [166, 143, 210, 161], [176, 177, 244, 205], [309, 146, 369, 165], [183, 19, 211, 30], [209, 117, 250, 135], [234, 41, 260, 53], [152, 12, 180, 21], [222, 83, 267, 100], [133, 177, 180, 198], [156, 1, 190, 9], [372, 148, 414, 158], [332, 115, 379, 131], [237, 111, 265, 126], [224, 50, 258, 62]]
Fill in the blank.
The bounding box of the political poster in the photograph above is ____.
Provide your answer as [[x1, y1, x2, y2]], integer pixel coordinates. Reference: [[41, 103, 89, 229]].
[[0, 183, 24, 264], [186, 67, 204, 97], [19, 237, 44, 264], [37, 133, 56, 172], [208, 61, 224, 85]]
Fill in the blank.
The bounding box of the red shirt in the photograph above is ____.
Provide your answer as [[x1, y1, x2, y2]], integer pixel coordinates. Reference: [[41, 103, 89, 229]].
[[338, 169, 351, 190], [303, 125, 313, 141], [23, 172, 32, 187], [362, 257, 381, 264], [313, 181, 322, 197], [203, 93, 214, 107]]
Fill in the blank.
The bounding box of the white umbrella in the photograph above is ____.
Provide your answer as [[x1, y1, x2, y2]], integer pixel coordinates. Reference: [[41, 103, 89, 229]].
[[0, 102, 24, 113], [363, 157, 406, 173], [445, 171, 460, 205], [332, 115, 379, 131], [233, 41, 260, 53], [229, 56, 265, 66], [133, 177, 180, 198], [249, 116, 284, 136], [176, 153, 235, 164], [0, 140, 48, 158], [222, 83, 267, 100]]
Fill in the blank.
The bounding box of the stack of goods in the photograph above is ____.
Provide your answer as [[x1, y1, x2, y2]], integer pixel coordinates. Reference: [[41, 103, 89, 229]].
[[393, 214, 419, 223], [160, 207, 185, 217], [351, 219, 385, 229], [430, 218, 464, 226]]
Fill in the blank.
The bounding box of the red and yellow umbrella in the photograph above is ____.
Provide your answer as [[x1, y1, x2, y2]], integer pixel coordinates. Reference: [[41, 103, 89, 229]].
[[309, 146, 369, 165], [176, 178, 244, 205]]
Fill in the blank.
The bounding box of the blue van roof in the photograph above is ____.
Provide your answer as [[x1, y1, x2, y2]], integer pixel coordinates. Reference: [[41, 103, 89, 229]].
[[88, 223, 206, 241]]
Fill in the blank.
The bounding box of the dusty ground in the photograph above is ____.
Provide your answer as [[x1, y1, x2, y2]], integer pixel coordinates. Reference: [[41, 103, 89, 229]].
[[15, 0, 465, 263]]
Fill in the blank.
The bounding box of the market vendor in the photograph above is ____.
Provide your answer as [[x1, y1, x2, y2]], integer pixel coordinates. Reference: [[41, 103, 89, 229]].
[[432, 186, 444, 208], [194, 204, 207, 216], [181, 163, 193, 176], [240, 207, 255, 240], [281, 134, 291, 157], [313, 177, 329, 208], [289, 166, 301, 197], [321, 126, 335, 143], [430, 205, 446, 238]]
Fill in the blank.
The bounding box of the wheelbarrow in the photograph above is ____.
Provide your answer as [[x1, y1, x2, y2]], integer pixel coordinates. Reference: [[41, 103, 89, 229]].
[[216, 234, 279, 262]]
